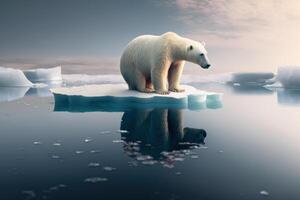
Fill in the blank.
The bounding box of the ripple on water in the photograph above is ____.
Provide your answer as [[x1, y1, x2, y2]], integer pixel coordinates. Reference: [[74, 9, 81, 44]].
[[260, 190, 269, 196], [103, 166, 116, 171]]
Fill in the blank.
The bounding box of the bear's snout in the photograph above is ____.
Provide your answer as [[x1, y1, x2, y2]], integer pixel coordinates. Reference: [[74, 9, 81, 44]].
[[202, 64, 211, 69]]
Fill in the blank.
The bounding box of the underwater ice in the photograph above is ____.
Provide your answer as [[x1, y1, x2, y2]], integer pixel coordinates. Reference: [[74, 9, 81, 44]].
[[0, 67, 33, 87], [23, 66, 62, 82], [277, 66, 300, 88]]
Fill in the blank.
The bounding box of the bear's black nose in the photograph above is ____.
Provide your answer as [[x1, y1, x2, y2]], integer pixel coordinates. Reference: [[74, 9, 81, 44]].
[[205, 64, 211, 68]]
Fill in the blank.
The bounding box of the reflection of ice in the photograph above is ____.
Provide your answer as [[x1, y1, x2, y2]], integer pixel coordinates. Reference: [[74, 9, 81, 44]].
[[0, 87, 30, 102], [277, 89, 300, 106], [120, 108, 207, 166], [26, 81, 62, 97]]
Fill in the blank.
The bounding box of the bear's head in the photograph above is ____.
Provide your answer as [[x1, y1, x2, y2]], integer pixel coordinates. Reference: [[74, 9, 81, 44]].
[[186, 40, 211, 69]]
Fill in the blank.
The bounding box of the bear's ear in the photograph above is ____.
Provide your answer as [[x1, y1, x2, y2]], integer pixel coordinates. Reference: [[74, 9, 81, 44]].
[[200, 41, 206, 47], [188, 45, 193, 51]]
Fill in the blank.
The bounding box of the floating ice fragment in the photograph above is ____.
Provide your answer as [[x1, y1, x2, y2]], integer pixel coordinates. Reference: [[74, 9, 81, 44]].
[[51, 155, 60, 159], [75, 150, 84, 154], [112, 140, 125, 143], [84, 138, 92, 143], [84, 177, 108, 183], [23, 66, 62, 82], [190, 155, 199, 159], [88, 162, 100, 167], [116, 129, 129, 133], [0, 67, 33, 87], [103, 166, 116, 171], [260, 190, 269, 196], [163, 163, 174, 168], [90, 150, 101, 154], [100, 130, 111, 134], [53, 143, 61, 146], [136, 155, 153, 161], [22, 190, 36, 199], [33, 141, 42, 145], [142, 160, 158, 165], [227, 72, 275, 86], [277, 66, 300, 89]]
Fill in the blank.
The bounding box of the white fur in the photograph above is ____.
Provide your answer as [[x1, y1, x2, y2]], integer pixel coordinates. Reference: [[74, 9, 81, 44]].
[[120, 32, 210, 94]]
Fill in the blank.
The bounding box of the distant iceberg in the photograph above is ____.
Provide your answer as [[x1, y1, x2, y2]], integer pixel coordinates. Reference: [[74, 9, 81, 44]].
[[226, 72, 275, 86], [0, 67, 33, 87], [277, 66, 300, 89], [23, 66, 62, 82]]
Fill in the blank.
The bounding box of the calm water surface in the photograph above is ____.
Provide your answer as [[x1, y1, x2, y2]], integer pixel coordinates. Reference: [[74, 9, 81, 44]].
[[1, 83, 300, 200]]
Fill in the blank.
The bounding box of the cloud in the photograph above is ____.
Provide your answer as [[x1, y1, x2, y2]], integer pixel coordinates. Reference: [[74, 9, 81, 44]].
[[164, 0, 300, 70]]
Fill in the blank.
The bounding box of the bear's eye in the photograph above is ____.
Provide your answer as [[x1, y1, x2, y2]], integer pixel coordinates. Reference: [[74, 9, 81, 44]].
[[188, 45, 193, 51], [200, 53, 204, 56]]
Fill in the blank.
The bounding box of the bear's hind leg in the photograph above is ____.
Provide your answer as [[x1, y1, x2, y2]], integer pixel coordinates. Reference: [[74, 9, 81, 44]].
[[134, 71, 154, 93]]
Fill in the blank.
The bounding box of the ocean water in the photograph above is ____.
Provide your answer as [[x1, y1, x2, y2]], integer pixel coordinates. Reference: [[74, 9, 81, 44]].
[[1, 82, 300, 200]]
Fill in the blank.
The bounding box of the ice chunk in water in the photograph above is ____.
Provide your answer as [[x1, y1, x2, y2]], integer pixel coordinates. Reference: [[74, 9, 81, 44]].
[[260, 190, 269, 196], [0, 67, 33, 87], [84, 177, 108, 183], [88, 162, 100, 167], [277, 66, 300, 88], [227, 72, 275, 86], [50, 84, 222, 112], [23, 66, 62, 82]]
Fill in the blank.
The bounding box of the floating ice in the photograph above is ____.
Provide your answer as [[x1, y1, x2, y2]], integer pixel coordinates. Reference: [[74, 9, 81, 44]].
[[84, 177, 108, 183], [23, 66, 62, 82], [88, 162, 100, 167], [226, 72, 275, 86], [260, 190, 269, 196], [277, 66, 300, 89], [51, 84, 222, 112], [0, 67, 33, 87], [33, 141, 42, 145], [84, 138, 92, 143], [75, 150, 84, 154], [103, 166, 116, 171], [53, 142, 61, 146]]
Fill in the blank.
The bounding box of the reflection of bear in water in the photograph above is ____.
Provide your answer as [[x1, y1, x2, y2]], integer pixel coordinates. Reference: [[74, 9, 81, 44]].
[[120, 108, 207, 160]]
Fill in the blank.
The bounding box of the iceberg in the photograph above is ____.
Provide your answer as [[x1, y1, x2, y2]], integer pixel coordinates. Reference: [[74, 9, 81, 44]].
[[50, 84, 222, 112], [277, 66, 300, 89], [0, 67, 33, 87], [226, 72, 275, 86], [23, 66, 62, 82]]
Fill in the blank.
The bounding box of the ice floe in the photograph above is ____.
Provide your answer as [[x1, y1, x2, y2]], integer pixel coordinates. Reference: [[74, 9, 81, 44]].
[[226, 72, 275, 86], [277, 66, 300, 89], [23, 66, 62, 82], [0, 67, 33, 87], [51, 84, 222, 112]]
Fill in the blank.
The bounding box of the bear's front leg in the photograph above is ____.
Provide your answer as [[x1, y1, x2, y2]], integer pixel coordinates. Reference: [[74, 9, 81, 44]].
[[151, 66, 170, 95], [168, 61, 185, 93]]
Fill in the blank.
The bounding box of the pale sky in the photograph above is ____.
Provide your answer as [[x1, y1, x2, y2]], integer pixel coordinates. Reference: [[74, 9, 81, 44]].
[[0, 0, 300, 74]]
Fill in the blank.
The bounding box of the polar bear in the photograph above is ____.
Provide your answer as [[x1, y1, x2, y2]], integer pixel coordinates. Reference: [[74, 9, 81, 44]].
[[120, 32, 210, 95]]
